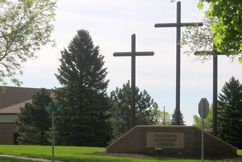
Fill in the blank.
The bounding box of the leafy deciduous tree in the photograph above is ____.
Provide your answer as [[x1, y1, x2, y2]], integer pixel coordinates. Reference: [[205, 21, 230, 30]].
[[197, 0, 242, 61], [193, 107, 213, 133], [0, 0, 56, 85], [153, 109, 171, 126], [182, 17, 214, 60]]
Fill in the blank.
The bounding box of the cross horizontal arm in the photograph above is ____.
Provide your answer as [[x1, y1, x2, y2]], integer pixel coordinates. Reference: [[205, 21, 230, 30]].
[[155, 22, 203, 28], [113, 52, 154, 57], [181, 22, 203, 27], [194, 51, 226, 56], [155, 23, 178, 28]]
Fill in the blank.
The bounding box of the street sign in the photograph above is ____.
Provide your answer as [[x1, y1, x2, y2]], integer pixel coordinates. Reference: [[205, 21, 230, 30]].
[[47, 101, 60, 112], [46, 100, 60, 162], [198, 98, 209, 119]]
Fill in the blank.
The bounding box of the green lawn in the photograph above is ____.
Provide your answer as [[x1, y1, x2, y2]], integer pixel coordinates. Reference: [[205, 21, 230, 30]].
[[237, 149, 242, 156], [0, 145, 240, 162]]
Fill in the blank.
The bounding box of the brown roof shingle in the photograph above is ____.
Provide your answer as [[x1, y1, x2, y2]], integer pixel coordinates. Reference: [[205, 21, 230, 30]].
[[0, 86, 40, 110], [0, 99, 32, 114]]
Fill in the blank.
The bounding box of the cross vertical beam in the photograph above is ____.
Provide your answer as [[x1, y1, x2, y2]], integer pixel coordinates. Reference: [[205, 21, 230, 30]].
[[113, 34, 154, 127], [176, 2, 181, 112], [155, 1, 203, 121], [131, 34, 136, 127], [213, 54, 218, 136]]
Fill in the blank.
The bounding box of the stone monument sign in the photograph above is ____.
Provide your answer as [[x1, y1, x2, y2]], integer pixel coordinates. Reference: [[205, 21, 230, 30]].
[[107, 125, 237, 157]]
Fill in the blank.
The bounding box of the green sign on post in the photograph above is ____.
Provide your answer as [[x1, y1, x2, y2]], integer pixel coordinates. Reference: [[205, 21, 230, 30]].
[[47, 101, 60, 162], [48, 101, 60, 112]]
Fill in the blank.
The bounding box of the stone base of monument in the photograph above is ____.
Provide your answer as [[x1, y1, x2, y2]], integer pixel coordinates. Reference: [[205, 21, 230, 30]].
[[107, 125, 237, 157]]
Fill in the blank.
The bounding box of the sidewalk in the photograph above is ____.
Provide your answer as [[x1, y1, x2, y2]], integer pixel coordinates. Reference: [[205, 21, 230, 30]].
[[0, 155, 63, 162]]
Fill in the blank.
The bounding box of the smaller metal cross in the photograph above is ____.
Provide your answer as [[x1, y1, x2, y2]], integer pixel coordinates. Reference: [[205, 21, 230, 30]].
[[195, 50, 226, 136], [113, 34, 154, 127]]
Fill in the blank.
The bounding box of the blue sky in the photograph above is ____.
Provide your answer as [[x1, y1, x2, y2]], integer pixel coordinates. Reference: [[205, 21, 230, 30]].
[[16, 0, 242, 125]]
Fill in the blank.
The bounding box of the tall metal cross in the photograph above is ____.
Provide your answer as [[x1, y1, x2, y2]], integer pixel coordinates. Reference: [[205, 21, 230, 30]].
[[113, 34, 154, 127], [155, 1, 203, 117], [195, 50, 226, 136]]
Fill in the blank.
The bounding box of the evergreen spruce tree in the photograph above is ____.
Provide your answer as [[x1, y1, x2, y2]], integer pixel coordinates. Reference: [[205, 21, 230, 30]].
[[217, 77, 242, 148], [110, 81, 159, 139], [171, 108, 185, 125], [55, 30, 112, 146], [16, 88, 52, 145]]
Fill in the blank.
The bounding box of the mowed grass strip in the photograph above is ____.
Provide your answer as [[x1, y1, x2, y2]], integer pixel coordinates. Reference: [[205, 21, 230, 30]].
[[0, 145, 240, 162], [0, 145, 105, 161]]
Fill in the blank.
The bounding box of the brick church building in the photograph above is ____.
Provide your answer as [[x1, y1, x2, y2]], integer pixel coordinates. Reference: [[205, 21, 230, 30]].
[[0, 87, 40, 144]]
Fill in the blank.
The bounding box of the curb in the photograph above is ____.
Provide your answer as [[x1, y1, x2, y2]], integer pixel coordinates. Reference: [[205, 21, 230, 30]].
[[0, 155, 63, 162]]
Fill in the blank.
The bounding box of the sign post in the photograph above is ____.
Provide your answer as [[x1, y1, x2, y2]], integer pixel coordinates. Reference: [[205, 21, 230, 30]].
[[198, 98, 209, 162], [47, 101, 60, 162]]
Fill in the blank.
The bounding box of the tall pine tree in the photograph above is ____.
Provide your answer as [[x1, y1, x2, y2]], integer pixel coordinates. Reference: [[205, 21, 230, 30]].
[[55, 30, 112, 146], [217, 77, 242, 148]]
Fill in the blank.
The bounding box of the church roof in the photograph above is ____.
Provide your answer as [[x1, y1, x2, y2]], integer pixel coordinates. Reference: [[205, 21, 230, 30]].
[[0, 86, 39, 110], [0, 99, 32, 114], [0, 86, 54, 115]]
